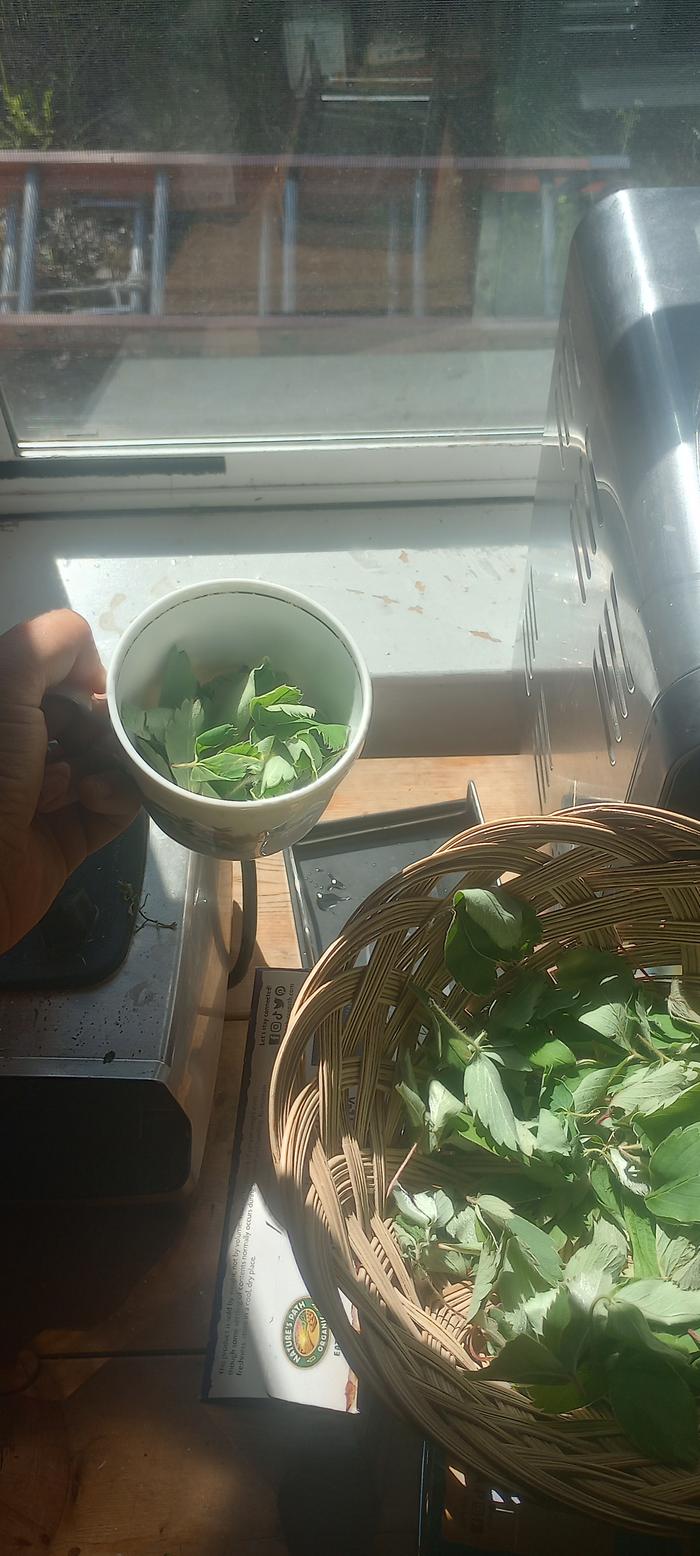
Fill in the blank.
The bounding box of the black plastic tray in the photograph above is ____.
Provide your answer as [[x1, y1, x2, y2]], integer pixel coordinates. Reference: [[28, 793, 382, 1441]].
[[417, 1441, 694, 1555], [284, 779, 483, 966], [0, 810, 148, 990]]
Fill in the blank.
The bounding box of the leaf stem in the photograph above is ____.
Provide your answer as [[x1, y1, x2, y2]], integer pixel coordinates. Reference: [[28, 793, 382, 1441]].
[[386, 1140, 419, 1206]]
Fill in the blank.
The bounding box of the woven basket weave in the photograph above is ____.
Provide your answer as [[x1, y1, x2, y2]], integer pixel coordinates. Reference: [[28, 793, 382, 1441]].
[[270, 804, 700, 1533]]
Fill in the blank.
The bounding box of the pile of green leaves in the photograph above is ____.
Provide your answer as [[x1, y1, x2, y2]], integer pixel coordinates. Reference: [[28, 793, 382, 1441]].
[[121, 647, 348, 801], [392, 886, 700, 1467]]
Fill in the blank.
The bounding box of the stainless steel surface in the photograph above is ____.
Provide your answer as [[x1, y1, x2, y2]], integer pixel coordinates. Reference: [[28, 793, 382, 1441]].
[[521, 187, 700, 815], [0, 824, 232, 1193]]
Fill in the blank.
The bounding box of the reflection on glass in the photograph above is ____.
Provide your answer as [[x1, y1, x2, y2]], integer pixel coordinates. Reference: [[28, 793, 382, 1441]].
[[0, 1, 698, 445]]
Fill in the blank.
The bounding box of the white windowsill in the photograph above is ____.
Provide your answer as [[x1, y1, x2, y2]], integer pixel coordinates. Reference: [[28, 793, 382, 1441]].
[[3, 498, 531, 754]]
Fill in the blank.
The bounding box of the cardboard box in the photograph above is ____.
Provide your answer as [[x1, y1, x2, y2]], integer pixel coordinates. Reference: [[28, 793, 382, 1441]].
[[204, 969, 356, 1412]]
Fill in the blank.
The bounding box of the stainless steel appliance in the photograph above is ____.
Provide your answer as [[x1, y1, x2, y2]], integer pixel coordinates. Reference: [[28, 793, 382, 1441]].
[[522, 186, 700, 819], [0, 816, 232, 1199]]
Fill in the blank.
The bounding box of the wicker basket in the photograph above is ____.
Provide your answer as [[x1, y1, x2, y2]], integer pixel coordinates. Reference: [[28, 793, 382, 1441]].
[[270, 805, 700, 1534]]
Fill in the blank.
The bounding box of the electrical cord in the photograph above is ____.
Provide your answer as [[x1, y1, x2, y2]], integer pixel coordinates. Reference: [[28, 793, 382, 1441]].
[[227, 857, 258, 988]]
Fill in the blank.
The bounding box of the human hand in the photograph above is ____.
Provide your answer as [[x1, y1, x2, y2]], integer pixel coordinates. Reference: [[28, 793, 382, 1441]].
[[0, 609, 141, 955]]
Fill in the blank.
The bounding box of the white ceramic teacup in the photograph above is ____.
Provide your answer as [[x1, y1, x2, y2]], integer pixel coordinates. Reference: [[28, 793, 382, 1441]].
[[106, 579, 372, 859]]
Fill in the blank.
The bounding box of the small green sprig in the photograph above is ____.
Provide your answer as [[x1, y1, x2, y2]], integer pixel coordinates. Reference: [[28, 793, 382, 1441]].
[[121, 647, 349, 802]]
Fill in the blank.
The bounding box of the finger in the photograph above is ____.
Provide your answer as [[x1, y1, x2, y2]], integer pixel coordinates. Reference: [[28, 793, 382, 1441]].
[[43, 690, 106, 743], [42, 702, 113, 771], [36, 759, 73, 813], [0, 610, 105, 708], [79, 770, 141, 820], [36, 774, 140, 877]]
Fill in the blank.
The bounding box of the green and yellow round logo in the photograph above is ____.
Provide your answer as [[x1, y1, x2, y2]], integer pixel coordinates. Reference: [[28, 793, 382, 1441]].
[[282, 1297, 329, 1368]]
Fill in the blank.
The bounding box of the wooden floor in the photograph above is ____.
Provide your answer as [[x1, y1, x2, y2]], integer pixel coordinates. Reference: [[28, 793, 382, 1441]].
[[0, 756, 533, 1556]]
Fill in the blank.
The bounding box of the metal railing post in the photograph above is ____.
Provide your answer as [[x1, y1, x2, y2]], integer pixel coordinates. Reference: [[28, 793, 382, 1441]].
[[129, 200, 147, 313], [541, 175, 557, 318], [0, 202, 18, 314], [149, 172, 169, 316], [18, 169, 39, 313], [282, 175, 297, 315], [258, 199, 272, 317], [386, 195, 400, 315], [412, 170, 426, 318]]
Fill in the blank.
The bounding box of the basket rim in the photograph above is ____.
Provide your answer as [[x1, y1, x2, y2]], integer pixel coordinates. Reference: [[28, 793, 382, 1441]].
[[269, 803, 700, 1532]]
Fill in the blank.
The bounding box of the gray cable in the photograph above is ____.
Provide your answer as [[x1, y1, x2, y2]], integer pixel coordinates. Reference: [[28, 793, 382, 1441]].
[[227, 857, 258, 988]]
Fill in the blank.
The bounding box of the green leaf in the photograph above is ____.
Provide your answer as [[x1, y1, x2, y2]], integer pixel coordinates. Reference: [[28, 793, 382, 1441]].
[[427, 1077, 465, 1149], [482, 1334, 571, 1386], [516, 1032, 576, 1070], [444, 901, 498, 996], [608, 1352, 699, 1467], [195, 723, 238, 757], [509, 1215, 563, 1286], [120, 701, 146, 738], [648, 1012, 691, 1043], [466, 1236, 501, 1322], [645, 1176, 700, 1224], [453, 1116, 507, 1158], [413, 990, 476, 1069], [589, 1160, 626, 1229], [312, 722, 348, 753], [656, 1226, 700, 1290], [463, 1054, 525, 1154], [257, 750, 297, 797], [228, 662, 275, 732], [556, 948, 628, 989], [476, 1193, 515, 1223], [578, 1000, 635, 1047], [543, 1287, 593, 1369], [285, 730, 325, 777], [642, 1082, 700, 1145], [424, 1244, 471, 1280], [390, 1220, 422, 1262], [413, 1191, 442, 1222], [396, 1079, 426, 1134], [571, 1066, 616, 1115], [669, 980, 700, 1030], [454, 886, 540, 960], [133, 735, 173, 782], [446, 1206, 480, 1247], [488, 972, 548, 1034], [496, 1238, 543, 1315], [611, 1278, 700, 1327], [501, 1287, 559, 1339], [527, 1364, 606, 1414], [251, 699, 316, 736], [159, 646, 198, 708], [609, 1145, 651, 1198], [200, 669, 249, 730], [535, 1108, 569, 1159], [650, 1122, 700, 1186], [142, 706, 173, 747], [546, 1073, 578, 1114], [191, 744, 262, 785], [610, 1060, 689, 1116], [493, 1046, 534, 1073], [624, 1199, 659, 1279], [392, 1185, 433, 1228], [563, 1217, 628, 1308], [164, 700, 198, 768], [250, 684, 303, 712]]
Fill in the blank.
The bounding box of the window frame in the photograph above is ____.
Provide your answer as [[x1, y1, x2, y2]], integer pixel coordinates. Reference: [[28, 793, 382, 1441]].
[[0, 425, 540, 514]]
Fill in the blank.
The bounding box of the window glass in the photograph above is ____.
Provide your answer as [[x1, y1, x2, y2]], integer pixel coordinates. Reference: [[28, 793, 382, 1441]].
[[0, 1, 698, 449]]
